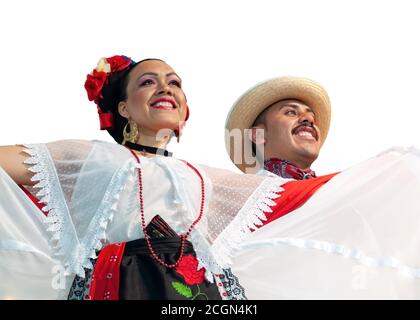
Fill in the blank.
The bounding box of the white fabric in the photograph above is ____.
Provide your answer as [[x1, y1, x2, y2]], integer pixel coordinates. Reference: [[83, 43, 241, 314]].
[[2, 139, 420, 299], [0, 139, 285, 299], [0, 166, 67, 299], [231, 146, 420, 299]]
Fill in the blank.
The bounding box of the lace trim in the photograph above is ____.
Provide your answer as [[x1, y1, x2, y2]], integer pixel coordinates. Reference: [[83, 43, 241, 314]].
[[75, 158, 136, 275], [210, 177, 284, 270], [23, 144, 80, 275], [240, 237, 420, 278], [191, 228, 220, 282], [67, 258, 96, 300], [218, 269, 247, 300], [195, 167, 216, 282], [22, 144, 135, 278], [214, 269, 248, 300]]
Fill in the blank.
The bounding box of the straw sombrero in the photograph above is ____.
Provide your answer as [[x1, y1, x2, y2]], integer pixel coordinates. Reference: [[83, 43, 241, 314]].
[[225, 76, 331, 173]]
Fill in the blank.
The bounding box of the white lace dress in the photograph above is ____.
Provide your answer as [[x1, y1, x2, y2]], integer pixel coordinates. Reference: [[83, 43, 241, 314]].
[[1, 140, 420, 299], [0, 139, 285, 299]]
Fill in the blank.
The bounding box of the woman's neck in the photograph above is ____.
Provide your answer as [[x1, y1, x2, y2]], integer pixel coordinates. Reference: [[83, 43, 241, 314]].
[[133, 134, 169, 157]]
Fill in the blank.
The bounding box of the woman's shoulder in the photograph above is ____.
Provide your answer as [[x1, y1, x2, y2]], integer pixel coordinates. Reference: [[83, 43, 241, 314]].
[[44, 139, 127, 153], [26, 139, 132, 165]]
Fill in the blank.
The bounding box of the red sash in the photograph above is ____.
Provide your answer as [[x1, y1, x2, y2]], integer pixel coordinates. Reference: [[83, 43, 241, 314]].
[[262, 173, 338, 226]]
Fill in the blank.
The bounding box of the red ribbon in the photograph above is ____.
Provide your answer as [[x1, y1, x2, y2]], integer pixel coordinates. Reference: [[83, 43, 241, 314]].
[[98, 111, 114, 130]]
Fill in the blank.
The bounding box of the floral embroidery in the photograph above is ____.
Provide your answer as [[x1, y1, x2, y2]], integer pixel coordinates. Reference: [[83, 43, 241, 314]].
[[171, 282, 209, 300], [175, 255, 205, 285], [171, 255, 209, 300], [218, 269, 247, 300], [68, 259, 96, 300]]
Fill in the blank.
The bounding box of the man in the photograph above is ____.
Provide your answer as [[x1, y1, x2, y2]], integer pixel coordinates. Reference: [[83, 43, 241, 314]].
[[225, 77, 336, 225], [224, 78, 420, 299], [225, 76, 331, 180]]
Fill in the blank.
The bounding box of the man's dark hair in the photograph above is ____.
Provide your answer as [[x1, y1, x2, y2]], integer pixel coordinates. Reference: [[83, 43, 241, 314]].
[[251, 107, 269, 157]]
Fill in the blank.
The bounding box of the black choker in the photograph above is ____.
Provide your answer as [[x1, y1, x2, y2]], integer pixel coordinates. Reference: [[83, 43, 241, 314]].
[[124, 142, 172, 157]]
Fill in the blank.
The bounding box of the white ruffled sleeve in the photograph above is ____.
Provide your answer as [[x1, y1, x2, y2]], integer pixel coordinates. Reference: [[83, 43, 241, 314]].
[[0, 165, 65, 299], [22, 139, 133, 278]]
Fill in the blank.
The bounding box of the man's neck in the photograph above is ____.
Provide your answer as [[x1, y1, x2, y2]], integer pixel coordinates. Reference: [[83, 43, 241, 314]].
[[263, 158, 316, 180], [264, 151, 313, 171]]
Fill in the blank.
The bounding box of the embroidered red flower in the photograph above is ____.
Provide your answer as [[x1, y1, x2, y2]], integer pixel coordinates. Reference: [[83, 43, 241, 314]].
[[175, 255, 205, 285]]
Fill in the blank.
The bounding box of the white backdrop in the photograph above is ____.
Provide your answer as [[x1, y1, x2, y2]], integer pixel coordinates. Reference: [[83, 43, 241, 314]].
[[0, 0, 419, 175]]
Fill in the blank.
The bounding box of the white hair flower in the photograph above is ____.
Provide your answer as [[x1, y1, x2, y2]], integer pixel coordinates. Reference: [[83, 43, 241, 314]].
[[95, 58, 111, 73]]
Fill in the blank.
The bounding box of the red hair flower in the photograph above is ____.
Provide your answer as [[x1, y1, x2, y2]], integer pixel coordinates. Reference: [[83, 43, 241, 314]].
[[84, 56, 133, 103], [175, 255, 206, 286], [106, 55, 132, 72], [85, 70, 108, 102]]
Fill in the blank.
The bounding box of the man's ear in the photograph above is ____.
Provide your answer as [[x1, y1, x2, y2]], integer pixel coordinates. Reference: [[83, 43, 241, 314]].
[[248, 125, 266, 145], [118, 101, 129, 119]]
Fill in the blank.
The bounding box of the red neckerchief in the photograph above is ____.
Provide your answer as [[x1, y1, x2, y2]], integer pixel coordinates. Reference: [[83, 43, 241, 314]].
[[264, 158, 316, 180]]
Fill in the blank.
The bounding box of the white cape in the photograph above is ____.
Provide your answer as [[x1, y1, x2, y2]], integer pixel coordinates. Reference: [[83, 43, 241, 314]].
[[232, 146, 420, 299]]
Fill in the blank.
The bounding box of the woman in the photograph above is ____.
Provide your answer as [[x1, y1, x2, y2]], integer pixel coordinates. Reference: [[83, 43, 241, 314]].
[[0, 55, 300, 299]]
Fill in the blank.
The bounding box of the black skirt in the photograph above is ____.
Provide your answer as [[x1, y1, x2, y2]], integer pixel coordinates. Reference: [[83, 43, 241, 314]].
[[68, 215, 223, 300], [119, 237, 222, 300]]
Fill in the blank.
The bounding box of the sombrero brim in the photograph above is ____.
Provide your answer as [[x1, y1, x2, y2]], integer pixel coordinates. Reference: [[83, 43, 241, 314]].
[[225, 77, 331, 173]]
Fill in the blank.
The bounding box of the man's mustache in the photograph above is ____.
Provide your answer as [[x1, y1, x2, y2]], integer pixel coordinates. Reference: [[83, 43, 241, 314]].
[[292, 122, 314, 134], [291, 122, 318, 140]]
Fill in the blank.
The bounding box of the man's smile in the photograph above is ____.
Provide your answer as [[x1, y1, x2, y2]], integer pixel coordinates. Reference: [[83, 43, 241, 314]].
[[292, 125, 318, 141]]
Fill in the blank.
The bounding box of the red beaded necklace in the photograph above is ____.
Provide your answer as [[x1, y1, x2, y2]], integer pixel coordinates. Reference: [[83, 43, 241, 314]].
[[127, 148, 205, 268]]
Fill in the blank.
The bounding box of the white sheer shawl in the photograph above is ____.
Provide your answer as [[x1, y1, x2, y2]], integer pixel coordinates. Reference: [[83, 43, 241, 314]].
[[0, 139, 286, 299], [232, 146, 420, 299]]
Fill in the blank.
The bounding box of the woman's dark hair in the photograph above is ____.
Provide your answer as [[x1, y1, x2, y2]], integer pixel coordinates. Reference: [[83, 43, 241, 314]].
[[97, 58, 165, 144]]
